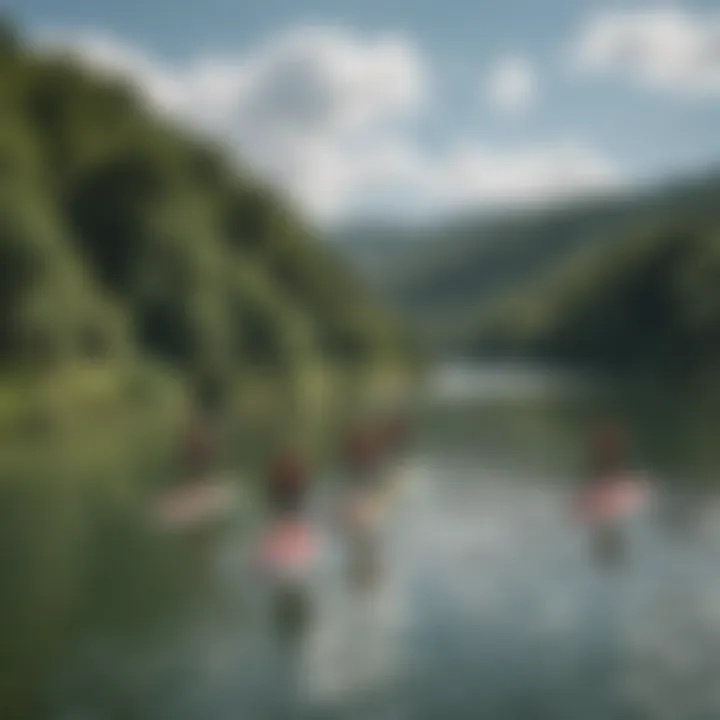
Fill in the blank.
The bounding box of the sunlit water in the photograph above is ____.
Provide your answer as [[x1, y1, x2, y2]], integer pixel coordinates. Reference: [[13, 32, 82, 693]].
[[29, 367, 720, 718]]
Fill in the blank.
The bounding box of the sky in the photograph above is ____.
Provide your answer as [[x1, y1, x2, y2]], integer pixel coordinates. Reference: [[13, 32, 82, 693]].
[[4, 0, 720, 223]]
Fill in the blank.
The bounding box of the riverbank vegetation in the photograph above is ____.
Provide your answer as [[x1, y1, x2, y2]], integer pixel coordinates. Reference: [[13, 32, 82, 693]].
[[0, 18, 419, 483], [462, 221, 720, 379]]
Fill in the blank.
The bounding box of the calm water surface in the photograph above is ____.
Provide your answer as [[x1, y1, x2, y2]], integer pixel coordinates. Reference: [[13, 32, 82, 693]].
[[9, 366, 720, 719]]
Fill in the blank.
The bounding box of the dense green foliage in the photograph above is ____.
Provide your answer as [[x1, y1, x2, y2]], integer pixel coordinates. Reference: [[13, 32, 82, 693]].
[[339, 171, 720, 375], [0, 22, 409, 417], [466, 222, 720, 376]]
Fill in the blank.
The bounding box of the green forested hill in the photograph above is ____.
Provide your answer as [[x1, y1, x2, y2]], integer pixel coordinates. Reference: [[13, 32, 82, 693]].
[[465, 221, 720, 377], [336, 169, 720, 375], [0, 20, 409, 421]]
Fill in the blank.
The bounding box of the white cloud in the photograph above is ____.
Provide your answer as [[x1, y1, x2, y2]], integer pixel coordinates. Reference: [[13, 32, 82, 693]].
[[573, 7, 720, 96], [227, 28, 426, 218], [43, 32, 251, 130], [44, 27, 426, 218], [320, 139, 619, 217], [45, 27, 425, 134], [417, 141, 620, 213], [43, 28, 620, 220], [484, 55, 538, 113], [237, 27, 425, 139]]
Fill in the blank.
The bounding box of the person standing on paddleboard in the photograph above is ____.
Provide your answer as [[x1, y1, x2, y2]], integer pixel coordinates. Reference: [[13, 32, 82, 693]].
[[341, 422, 387, 588], [342, 422, 385, 522], [156, 405, 217, 525], [153, 405, 225, 584], [260, 444, 314, 579], [261, 443, 315, 647], [377, 409, 414, 501], [573, 423, 651, 566]]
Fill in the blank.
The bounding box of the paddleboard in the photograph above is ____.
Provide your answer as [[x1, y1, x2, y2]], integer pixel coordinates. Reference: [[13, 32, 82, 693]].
[[575, 473, 651, 525], [155, 478, 237, 530], [258, 519, 316, 583]]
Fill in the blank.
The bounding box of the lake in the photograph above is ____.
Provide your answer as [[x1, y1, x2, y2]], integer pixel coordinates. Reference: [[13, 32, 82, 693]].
[[6, 364, 720, 719]]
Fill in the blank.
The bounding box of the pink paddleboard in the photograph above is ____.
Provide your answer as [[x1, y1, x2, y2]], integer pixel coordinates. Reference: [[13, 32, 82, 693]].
[[156, 481, 235, 529], [576, 474, 651, 524], [258, 520, 315, 579]]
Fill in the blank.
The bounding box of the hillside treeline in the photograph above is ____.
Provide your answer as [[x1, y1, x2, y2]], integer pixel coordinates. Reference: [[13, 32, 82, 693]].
[[339, 167, 720, 379], [0, 20, 412, 435]]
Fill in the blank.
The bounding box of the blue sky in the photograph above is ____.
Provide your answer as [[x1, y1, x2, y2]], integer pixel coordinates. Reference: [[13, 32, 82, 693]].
[[5, 0, 720, 221]]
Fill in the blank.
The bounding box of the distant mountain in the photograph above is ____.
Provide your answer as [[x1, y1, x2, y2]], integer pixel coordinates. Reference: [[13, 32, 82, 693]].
[[331, 221, 439, 291], [334, 168, 720, 373]]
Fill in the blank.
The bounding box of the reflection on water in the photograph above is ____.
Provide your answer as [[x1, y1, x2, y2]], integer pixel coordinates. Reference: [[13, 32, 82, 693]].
[[7, 366, 720, 719], [49, 461, 720, 720], [431, 362, 588, 403]]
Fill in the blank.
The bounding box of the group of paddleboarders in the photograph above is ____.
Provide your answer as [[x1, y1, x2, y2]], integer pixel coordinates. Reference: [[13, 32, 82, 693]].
[[170, 392, 651, 584], [159, 405, 407, 624], [256, 410, 412, 589]]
